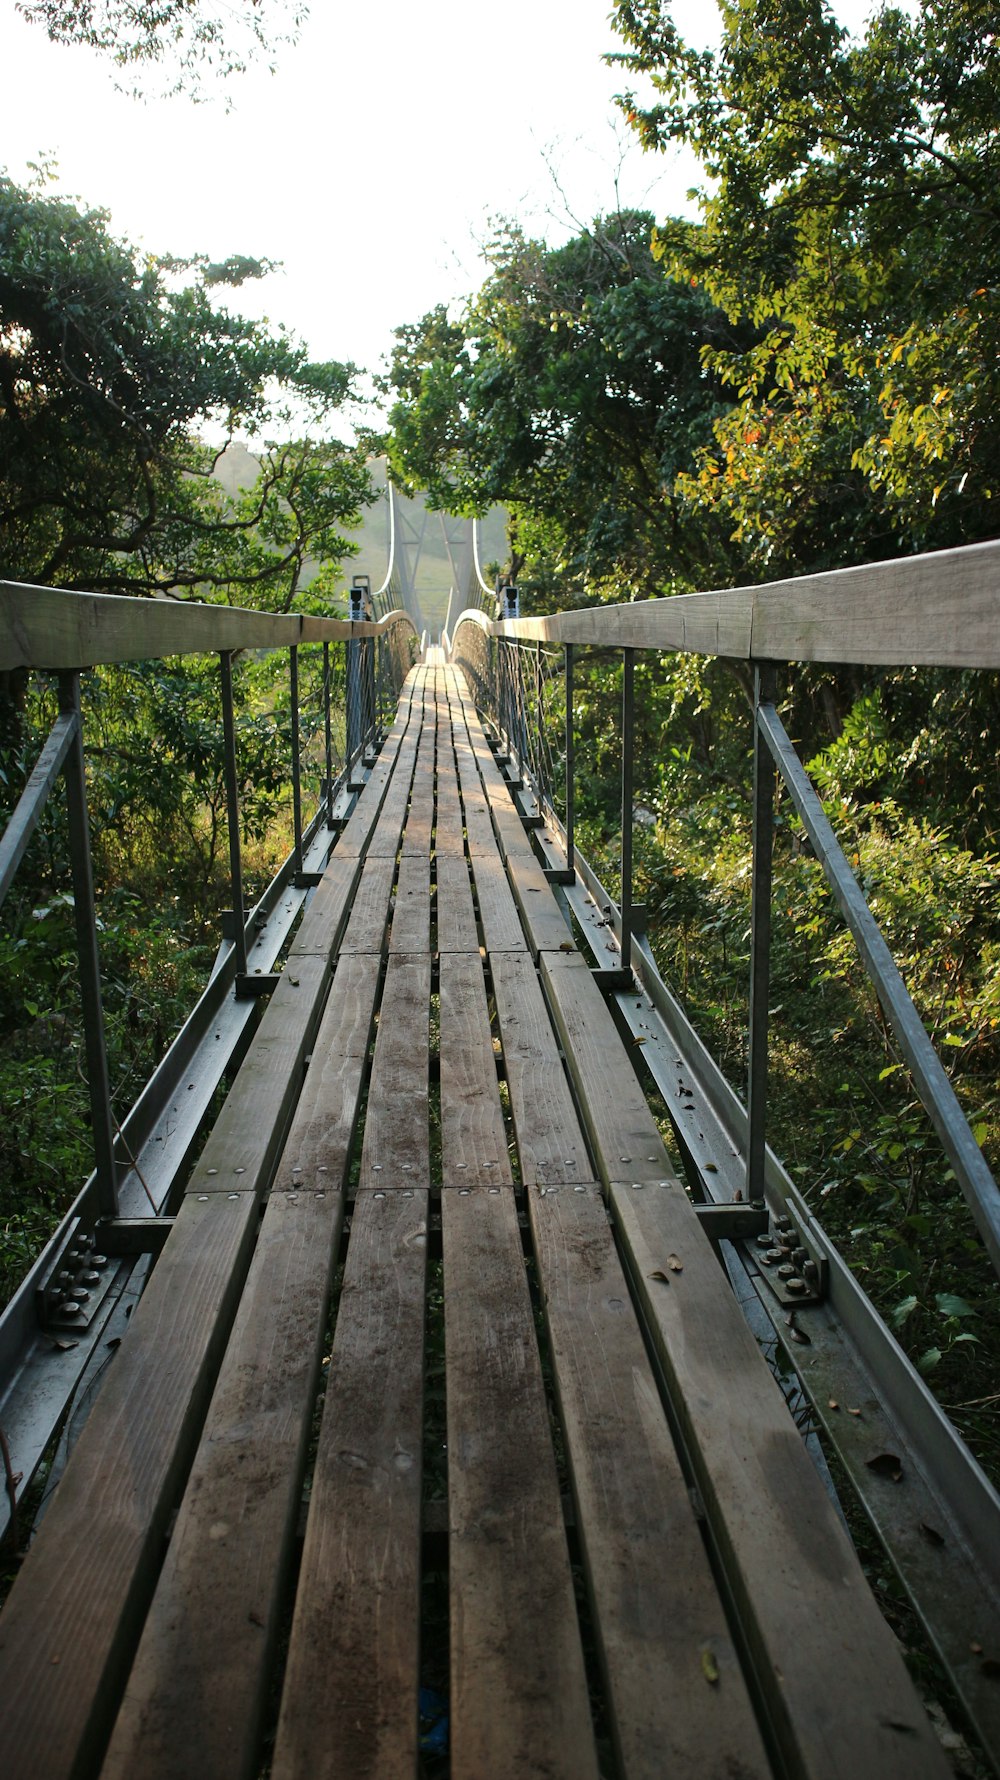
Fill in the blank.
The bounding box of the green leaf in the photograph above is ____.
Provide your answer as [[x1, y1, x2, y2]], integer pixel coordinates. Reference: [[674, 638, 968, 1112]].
[[917, 1347, 942, 1374], [891, 1294, 918, 1328], [934, 1292, 976, 1319]]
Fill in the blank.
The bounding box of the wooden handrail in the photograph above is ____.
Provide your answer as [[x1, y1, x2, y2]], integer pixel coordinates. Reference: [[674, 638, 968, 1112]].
[[453, 538, 1000, 669], [0, 582, 417, 672]]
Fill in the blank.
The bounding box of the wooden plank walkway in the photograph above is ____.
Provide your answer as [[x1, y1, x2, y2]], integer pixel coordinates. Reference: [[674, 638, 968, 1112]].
[[0, 661, 951, 1780]]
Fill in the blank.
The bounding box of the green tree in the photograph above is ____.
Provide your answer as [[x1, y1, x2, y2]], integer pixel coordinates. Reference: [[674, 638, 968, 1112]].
[[610, 0, 1000, 568], [0, 170, 371, 605], [385, 210, 741, 601], [17, 0, 305, 91]]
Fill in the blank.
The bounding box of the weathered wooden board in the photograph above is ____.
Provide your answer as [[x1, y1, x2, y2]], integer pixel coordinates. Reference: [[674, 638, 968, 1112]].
[[270, 1188, 428, 1780], [507, 852, 573, 957], [540, 953, 676, 1186], [528, 1184, 770, 1780], [442, 1187, 599, 1778], [330, 700, 416, 859], [289, 852, 363, 958], [0, 1192, 259, 1780], [338, 854, 397, 955], [462, 795, 501, 856], [401, 740, 436, 858], [491, 539, 1000, 668], [433, 757, 467, 856], [436, 853, 481, 954], [358, 954, 431, 1190], [609, 1181, 950, 1780], [439, 952, 512, 1186], [101, 1192, 343, 1780], [271, 952, 381, 1192], [365, 736, 421, 858], [391, 854, 432, 954], [468, 850, 528, 953], [490, 951, 591, 1186], [186, 954, 331, 1194]]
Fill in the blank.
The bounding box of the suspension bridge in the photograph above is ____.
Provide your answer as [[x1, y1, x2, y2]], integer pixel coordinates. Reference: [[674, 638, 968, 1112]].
[[0, 535, 999, 1779]]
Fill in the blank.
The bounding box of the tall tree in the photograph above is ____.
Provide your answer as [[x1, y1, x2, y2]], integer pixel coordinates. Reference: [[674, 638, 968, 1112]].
[[17, 0, 305, 90], [386, 210, 740, 600], [610, 0, 1000, 570], [0, 171, 370, 604]]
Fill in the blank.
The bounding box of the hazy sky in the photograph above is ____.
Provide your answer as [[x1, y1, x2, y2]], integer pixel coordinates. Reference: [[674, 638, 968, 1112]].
[[1, 1, 877, 396]]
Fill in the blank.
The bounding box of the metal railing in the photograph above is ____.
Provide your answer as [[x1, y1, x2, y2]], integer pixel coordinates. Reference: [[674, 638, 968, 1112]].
[[0, 583, 417, 1236], [447, 549, 1000, 1758], [449, 540, 1000, 1278]]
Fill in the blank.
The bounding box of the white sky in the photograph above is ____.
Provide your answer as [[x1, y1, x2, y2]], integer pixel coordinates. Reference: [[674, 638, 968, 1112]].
[[1, 0, 877, 405]]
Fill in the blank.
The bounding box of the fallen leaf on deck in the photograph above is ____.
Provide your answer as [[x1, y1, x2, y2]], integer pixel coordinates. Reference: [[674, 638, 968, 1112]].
[[666, 1253, 683, 1272], [918, 1521, 945, 1547], [701, 1648, 720, 1685]]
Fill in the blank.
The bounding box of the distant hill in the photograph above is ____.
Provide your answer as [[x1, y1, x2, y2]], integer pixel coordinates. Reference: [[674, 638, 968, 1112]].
[[212, 446, 508, 639]]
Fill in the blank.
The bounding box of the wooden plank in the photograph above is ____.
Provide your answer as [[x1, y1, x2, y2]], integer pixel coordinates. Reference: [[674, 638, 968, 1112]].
[[528, 1184, 770, 1780], [270, 1188, 427, 1780], [436, 854, 480, 954], [489, 540, 1000, 668], [400, 730, 436, 858], [391, 854, 431, 953], [0, 580, 345, 671], [290, 851, 363, 957], [366, 739, 419, 856], [101, 1192, 343, 1780], [434, 757, 467, 856], [540, 953, 676, 1186], [469, 849, 527, 952], [609, 1181, 950, 1780], [358, 953, 430, 1189], [186, 954, 331, 1194], [0, 1192, 259, 1780], [439, 952, 512, 1186], [462, 795, 499, 856], [272, 952, 381, 1192], [339, 854, 396, 955], [442, 1187, 599, 1779], [507, 851, 573, 956], [490, 951, 591, 1186]]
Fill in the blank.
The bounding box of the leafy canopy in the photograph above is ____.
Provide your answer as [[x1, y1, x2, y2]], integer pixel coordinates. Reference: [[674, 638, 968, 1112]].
[[385, 210, 741, 600], [609, 0, 1000, 569], [0, 170, 371, 605], [18, 0, 307, 92]]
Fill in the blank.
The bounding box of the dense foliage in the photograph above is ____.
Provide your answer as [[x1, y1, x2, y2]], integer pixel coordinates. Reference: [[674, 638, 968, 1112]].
[[18, 0, 305, 90], [0, 173, 367, 1303], [0, 171, 369, 605], [387, 0, 1000, 1474]]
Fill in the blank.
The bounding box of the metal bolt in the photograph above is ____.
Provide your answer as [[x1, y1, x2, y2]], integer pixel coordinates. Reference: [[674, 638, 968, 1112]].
[[777, 1263, 796, 1280], [786, 1277, 807, 1295], [81, 1271, 101, 1286], [207, 1168, 218, 1177], [803, 1259, 819, 1283], [228, 1193, 239, 1201], [198, 1195, 209, 1202]]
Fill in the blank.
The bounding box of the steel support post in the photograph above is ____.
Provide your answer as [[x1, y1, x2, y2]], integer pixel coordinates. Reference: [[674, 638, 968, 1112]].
[[747, 663, 778, 1203], [219, 651, 248, 979], [58, 673, 119, 1218], [565, 643, 575, 871], [346, 637, 361, 765], [323, 643, 334, 827], [620, 650, 636, 972], [534, 639, 542, 786], [289, 645, 303, 875]]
